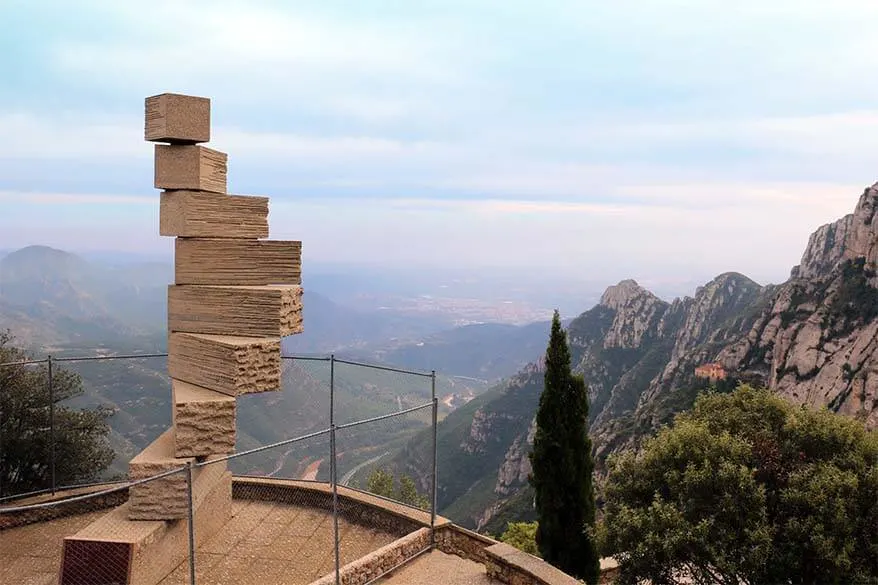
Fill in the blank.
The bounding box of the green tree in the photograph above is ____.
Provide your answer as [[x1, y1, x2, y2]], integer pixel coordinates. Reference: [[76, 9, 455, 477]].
[[529, 310, 600, 583], [0, 332, 114, 496], [366, 467, 395, 497], [397, 474, 430, 510], [499, 521, 540, 557], [365, 468, 430, 510], [601, 384, 878, 585]]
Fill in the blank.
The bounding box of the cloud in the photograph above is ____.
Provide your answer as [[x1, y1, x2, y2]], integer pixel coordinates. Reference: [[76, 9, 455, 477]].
[[215, 128, 449, 163], [265, 190, 853, 285], [49, 0, 468, 118], [0, 182, 863, 288], [614, 182, 860, 214], [0, 190, 153, 205], [599, 112, 878, 157], [0, 113, 142, 159], [4, 0, 878, 287], [0, 111, 455, 174]]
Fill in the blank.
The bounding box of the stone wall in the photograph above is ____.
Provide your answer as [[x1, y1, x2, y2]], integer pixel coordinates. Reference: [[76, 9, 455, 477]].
[[485, 543, 580, 585], [0, 483, 128, 531], [1, 477, 433, 536], [233, 479, 431, 537], [434, 524, 499, 564], [309, 527, 432, 585], [435, 524, 620, 585]]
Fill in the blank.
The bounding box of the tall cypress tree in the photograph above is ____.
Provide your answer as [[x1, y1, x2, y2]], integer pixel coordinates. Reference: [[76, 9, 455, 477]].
[[529, 310, 600, 583]]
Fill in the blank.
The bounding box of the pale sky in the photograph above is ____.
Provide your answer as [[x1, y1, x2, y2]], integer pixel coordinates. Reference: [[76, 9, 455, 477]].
[[1, 0, 876, 286]]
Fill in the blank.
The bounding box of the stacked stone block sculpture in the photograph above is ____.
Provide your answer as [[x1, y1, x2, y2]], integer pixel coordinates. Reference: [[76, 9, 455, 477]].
[[59, 93, 303, 585]]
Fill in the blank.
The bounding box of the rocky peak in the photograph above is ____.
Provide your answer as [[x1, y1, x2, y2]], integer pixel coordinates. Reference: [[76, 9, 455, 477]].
[[667, 272, 763, 363], [690, 272, 762, 324], [792, 183, 878, 280], [600, 279, 653, 310], [847, 184, 878, 269], [792, 215, 854, 280], [599, 279, 667, 349]]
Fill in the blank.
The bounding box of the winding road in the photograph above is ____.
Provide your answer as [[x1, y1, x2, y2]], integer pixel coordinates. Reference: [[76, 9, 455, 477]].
[[340, 451, 390, 486]]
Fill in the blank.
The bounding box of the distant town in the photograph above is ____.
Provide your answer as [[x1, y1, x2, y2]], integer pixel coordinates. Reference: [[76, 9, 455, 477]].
[[357, 293, 554, 326]]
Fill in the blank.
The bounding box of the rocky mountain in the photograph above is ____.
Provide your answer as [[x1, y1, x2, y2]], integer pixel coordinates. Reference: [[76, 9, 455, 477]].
[[421, 182, 878, 531]]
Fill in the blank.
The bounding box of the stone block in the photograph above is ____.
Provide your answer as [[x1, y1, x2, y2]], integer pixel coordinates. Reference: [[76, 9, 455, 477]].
[[60, 471, 231, 585], [168, 332, 281, 396], [172, 379, 236, 457], [175, 238, 301, 285], [168, 284, 303, 337], [145, 93, 210, 144], [127, 428, 228, 520], [159, 190, 268, 238], [155, 145, 227, 193]]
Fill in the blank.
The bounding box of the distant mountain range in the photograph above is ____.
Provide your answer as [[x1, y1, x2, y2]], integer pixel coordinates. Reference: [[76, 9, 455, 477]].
[[0, 244, 556, 382], [0, 243, 558, 481], [0, 245, 168, 352]]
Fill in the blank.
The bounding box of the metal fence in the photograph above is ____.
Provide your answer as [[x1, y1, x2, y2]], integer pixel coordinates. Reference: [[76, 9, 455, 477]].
[[0, 352, 439, 585]]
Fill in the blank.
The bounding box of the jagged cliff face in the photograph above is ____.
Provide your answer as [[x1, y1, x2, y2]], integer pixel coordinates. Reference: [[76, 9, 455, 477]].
[[585, 271, 768, 460], [599, 280, 667, 349], [494, 417, 535, 497], [718, 185, 878, 427], [793, 185, 878, 280], [588, 186, 878, 460]]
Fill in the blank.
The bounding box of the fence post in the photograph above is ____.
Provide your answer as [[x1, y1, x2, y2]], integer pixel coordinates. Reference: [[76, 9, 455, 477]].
[[186, 462, 197, 585], [330, 355, 340, 585], [430, 370, 438, 549], [331, 423, 340, 585], [330, 354, 335, 428], [48, 355, 55, 496], [0, 377, 3, 498]]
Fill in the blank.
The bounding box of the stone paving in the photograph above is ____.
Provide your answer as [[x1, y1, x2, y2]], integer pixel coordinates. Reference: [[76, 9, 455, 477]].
[[0, 510, 105, 585], [0, 500, 399, 585]]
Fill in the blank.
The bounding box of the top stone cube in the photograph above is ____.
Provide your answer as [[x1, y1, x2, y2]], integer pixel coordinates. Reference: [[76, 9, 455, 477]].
[[145, 93, 210, 144]]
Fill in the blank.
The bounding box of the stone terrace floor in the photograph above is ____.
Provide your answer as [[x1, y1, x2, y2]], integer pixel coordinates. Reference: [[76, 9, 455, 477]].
[[0, 499, 400, 585]]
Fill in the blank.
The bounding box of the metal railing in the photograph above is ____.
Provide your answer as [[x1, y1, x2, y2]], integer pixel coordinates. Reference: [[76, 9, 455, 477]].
[[0, 351, 440, 585]]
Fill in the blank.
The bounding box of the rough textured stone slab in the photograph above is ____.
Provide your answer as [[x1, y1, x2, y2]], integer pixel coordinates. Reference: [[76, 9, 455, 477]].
[[127, 428, 228, 520], [168, 284, 303, 337], [155, 145, 227, 193], [485, 542, 581, 585], [172, 379, 236, 457], [311, 528, 432, 585], [59, 471, 231, 585], [168, 332, 281, 396], [145, 93, 210, 144], [159, 190, 268, 238], [175, 238, 301, 285]]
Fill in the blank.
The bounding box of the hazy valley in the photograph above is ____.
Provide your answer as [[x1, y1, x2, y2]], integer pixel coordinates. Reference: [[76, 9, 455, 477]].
[[0, 245, 568, 483]]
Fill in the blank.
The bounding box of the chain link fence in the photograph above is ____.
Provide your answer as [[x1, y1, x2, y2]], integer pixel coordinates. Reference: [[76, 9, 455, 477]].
[[0, 352, 169, 502], [0, 352, 438, 585]]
